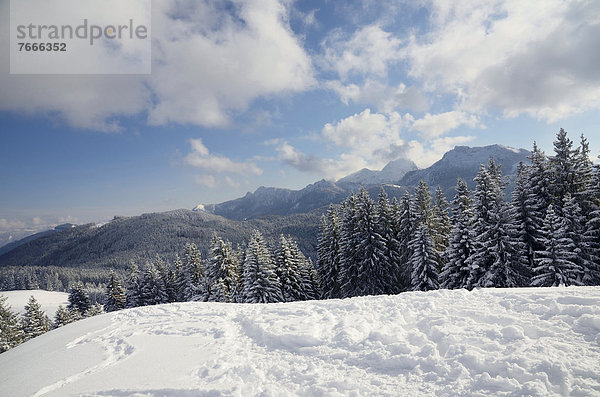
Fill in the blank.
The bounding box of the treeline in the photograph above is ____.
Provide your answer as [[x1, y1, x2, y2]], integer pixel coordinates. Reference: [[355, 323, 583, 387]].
[[103, 232, 321, 311], [0, 266, 118, 293], [317, 129, 600, 297], [0, 283, 103, 353]]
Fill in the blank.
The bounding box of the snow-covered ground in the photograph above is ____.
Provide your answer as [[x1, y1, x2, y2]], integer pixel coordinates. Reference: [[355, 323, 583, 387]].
[[1, 289, 69, 317], [1, 287, 600, 396]]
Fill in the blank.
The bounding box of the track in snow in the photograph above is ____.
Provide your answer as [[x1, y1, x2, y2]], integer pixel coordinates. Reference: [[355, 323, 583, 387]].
[[1, 287, 599, 396]]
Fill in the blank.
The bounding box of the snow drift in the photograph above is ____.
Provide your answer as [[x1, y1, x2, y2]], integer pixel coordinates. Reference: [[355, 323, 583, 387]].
[[1, 287, 599, 396]]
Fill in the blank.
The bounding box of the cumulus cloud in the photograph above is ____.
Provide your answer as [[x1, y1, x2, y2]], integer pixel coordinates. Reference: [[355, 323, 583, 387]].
[[0, 0, 314, 131], [411, 111, 482, 139], [322, 25, 403, 80], [406, 0, 600, 122], [185, 138, 262, 176], [148, 0, 315, 127]]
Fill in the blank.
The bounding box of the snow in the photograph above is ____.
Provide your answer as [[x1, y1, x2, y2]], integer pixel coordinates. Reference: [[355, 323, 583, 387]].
[[1, 290, 69, 317], [2, 287, 600, 396]]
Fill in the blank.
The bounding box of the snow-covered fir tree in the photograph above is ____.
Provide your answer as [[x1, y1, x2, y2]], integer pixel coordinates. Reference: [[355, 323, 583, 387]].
[[317, 205, 342, 299], [155, 256, 178, 303], [432, 186, 451, 265], [0, 296, 24, 352], [512, 160, 543, 271], [574, 134, 595, 217], [549, 128, 578, 213], [140, 262, 169, 306], [409, 223, 439, 291], [53, 305, 75, 328], [441, 179, 474, 289], [478, 200, 530, 288], [274, 235, 304, 302], [532, 204, 584, 286], [466, 160, 505, 287], [583, 161, 600, 285], [104, 271, 126, 312], [68, 282, 92, 316], [242, 231, 283, 303], [205, 234, 239, 302], [376, 188, 402, 294], [125, 260, 142, 308], [178, 243, 204, 301], [22, 296, 51, 341], [413, 180, 433, 226], [342, 187, 389, 297], [338, 193, 359, 298], [395, 192, 415, 291]]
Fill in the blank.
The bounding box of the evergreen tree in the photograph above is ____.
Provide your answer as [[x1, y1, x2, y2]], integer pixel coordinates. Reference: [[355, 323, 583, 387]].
[[409, 223, 439, 291], [155, 256, 177, 303], [432, 186, 451, 268], [413, 180, 433, 226], [22, 296, 51, 340], [466, 160, 505, 287], [512, 161, 541, 271], [342, 187, 388, 296], [274, 235, 304, 302], [140, 262, 169, 306], [533, 205, 584, 286], [104, 271, 126, 312], [583, 162, 600, 285], [68, 282, 91, 316], [549, 128, 578, 213], [574, 134, 595, 217], [53, 305, 74, 328], [0, 295, 24, 352], [205, 234, 239, 302], [178, 243, 204, 301], [479, 201, 530, 288], [395, 192, 415, 291], [125, 260, 142, 308], [317, 206, 342, 299], [376, 188, 402, 294], [338, 194, 359, 298], [84, 303, 105, 318], [242, 231, 283, 303], [441, 179, 474, 289]]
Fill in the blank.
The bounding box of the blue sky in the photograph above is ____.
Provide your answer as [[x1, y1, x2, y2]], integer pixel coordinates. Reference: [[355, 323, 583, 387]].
[[1, 0, 600, 242]]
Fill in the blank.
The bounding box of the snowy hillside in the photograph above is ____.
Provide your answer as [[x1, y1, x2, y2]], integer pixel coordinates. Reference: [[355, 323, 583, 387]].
[[1, 290, 68, 316], [1, 287, 599, 396]]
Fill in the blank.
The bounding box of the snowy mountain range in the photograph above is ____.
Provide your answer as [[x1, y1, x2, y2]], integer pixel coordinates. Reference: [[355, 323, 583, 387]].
[[199, 144, 531, 220], [0, 144, 530, 269], [2, 286, 598, 395]]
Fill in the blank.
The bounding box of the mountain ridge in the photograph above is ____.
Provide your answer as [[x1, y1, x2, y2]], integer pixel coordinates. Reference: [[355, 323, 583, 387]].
[[199, 144, 531, 220]]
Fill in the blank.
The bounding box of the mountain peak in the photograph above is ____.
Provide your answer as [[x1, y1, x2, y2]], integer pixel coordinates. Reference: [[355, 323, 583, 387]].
[[338, 158, 418, 185]]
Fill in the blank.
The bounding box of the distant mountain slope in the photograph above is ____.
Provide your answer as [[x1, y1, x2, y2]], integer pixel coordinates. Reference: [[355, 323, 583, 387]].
[[0, 224, 75, 254], [202, 145, 530, 220], [400, 144, 530, 196], [0, 210, 322, 269]]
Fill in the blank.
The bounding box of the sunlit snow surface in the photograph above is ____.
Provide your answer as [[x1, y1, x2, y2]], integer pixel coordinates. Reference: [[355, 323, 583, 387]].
[[1, 290, 68, 317], [1, 287, 600, 396]]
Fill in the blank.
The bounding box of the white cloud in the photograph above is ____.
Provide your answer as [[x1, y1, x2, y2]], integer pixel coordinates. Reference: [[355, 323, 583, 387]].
[[0, 0, 314, 130], [274, 107, 480, 177], [326, 80, 428, 113], [185, 138, 262, 176], [322, 25, 403, 80], [406, 0, 600, 122], [411, 111, 482, 139], [195, 175, 217, 188], [194, 174, 241, 188]]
